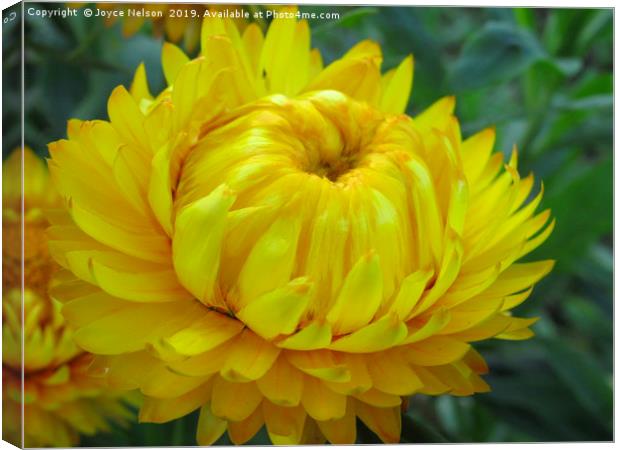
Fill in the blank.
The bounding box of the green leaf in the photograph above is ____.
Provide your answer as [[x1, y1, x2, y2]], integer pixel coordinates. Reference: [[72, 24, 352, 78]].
[[575, 9, 612, 55], [553, 94, 612, 111], [401, 413, 450, 443], [337, 7, 379, 28], [541, 337, 612, 428], [449, 22, 545, 91], [513, 8, 537, 30], [536, 159, 612, 270]]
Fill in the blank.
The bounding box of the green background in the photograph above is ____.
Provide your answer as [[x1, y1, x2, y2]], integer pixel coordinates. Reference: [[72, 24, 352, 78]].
[[3, 2, 613, 444]]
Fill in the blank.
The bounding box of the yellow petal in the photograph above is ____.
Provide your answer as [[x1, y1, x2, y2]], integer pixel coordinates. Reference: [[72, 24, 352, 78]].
[[380, 55, 414, 114], [439, 296, 503, 334], [139, 380, 213, 423], [462, 127, 495, 184], [356, 402, 401, 443], [227, 406, 264, 445], [211, 376, 262, 421], [90, 259, 191, 303], [147, 147, 174, 236], [71, 300, 203, 354], [196, 404, 227, 446], [237, 215, 301, 305], [221, 330, 280, 382], [450, 313, 513, 342], [367, 349, 423, 396], [324, 353, 372, 395], [260, 14, 299, 94], [276, 321, 332, 350], [107, 85, 149, 149], [159, 311, 243, 357], [388, 269, 433, 320], [403, 308, 451, 344], [412, 95, 456, 134], [70, 202, 169, 264], [242, 23, 264, 76], [482, 261, 555, 297], [162, 42, 189, 86], [405, 157, 444, 269], [328, 313, 407, 353], [307, 57, 381, 106], [237, 277, 312, 340], [404, 336, 471, 366], [301, 376, 347, 421], [354, 389, 402, 408], [130, 62, 153, 104], [496, 316, 539, 340], [326, 252, 383, 335], [256, 356, 303, 407], [317, 399, 356, 444], [286, 349, 350, 383], [166, 341, 233, 377], [173, 184, 236, 301], [112, 146, 151, 217], [263, 402, 306, 444]]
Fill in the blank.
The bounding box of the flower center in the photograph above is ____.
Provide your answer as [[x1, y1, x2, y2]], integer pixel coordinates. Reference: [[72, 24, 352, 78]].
[[310, 155, 358, 182], [173, 91, 426, 326]]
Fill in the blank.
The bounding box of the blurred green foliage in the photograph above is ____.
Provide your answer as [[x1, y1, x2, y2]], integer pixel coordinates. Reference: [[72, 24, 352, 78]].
[[3, 3, 612, 444]]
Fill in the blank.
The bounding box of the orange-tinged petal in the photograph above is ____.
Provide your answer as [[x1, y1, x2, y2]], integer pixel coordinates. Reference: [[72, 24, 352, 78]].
[[256, 356, 303, 407], [220, 330, 280, 382], [139, 380, 213, 423], [404, 336, 471, 366], [317, 398, 357, 444], [301, 376, 347, 421], [263, 402, 307, 444], [227, 406, 264, 445], [211, 376, 262, 421], [367, 350, 423, 396], [354, 388, 402, 408], [356, 402, 401, 443], [286, 349, 350, 383], [196, 404, 227, 446]]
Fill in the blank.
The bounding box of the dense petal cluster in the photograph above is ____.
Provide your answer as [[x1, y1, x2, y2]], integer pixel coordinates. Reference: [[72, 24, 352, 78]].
[[2, 149, 134, 447], [47, 14, 554, 445]]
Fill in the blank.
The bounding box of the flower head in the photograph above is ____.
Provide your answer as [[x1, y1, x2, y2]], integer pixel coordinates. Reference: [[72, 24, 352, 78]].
[[47, 14, 554, 445], [2, 148, 135, 447]]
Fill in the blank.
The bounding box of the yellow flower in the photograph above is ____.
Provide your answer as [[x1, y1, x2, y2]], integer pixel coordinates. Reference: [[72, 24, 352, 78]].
[[2, 148, 135, 447], [47, 14, 554, 445]]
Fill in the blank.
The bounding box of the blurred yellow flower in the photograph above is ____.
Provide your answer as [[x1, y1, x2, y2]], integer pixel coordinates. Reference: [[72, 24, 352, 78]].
[[47, 13, 554, 445], [2, 148, 135, 447]]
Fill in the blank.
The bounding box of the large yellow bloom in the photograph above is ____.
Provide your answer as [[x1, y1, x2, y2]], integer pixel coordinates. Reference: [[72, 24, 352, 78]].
[[2, 148, 135, 447], [47, 14, 554, 445]]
